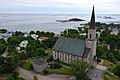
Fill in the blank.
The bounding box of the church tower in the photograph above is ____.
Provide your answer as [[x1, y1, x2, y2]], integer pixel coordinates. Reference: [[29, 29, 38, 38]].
[[86, 6, 97, 67]]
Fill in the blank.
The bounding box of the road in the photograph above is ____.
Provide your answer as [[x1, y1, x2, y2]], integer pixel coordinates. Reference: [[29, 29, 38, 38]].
[[17, 67, 74, 80], [17, 67, 37, 80], [18, 65, 106, 80], [87, 65, 107, 80]]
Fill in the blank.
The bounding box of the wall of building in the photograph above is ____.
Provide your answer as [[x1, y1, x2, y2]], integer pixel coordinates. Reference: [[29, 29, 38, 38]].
[[53, 50, 86, 64], [88, 29, 96, 40], [86, 39, 97, 66], [32, 62, 48, 73]]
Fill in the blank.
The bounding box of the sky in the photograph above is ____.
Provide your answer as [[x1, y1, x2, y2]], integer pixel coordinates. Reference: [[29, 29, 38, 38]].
[[0, 0, 120, 14]]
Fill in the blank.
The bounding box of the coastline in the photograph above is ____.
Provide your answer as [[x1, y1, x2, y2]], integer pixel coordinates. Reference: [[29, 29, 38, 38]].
[[0, 14, 120, 33]]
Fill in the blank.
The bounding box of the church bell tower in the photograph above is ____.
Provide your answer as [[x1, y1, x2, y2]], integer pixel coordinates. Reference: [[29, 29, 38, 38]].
[[86, 6, 97, 67]]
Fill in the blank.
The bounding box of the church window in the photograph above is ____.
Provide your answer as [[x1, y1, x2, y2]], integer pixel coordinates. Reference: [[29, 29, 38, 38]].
[[90, 34, 92, 39], [65, 54, 67, 61]]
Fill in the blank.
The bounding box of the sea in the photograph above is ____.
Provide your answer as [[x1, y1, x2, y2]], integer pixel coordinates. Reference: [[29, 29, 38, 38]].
[[0, 14, 120, 33]]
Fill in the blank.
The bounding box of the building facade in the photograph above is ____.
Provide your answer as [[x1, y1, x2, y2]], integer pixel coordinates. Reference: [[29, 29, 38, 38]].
[[53, 6, 97, 67]]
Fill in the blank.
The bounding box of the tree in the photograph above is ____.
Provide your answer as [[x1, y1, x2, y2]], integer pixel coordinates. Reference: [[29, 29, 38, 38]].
[[0, 56, 6, 74], [4, 71, 20, 80], [113, 64, 120, 77], [97, 44, 108, 59], [0, 39, 7, 55], [7, 35, 25, 45], [70, 60, 90, 80], [30, 31, 35, 34], [61, 29, 86, 40], [26, 44, 46, 58], [0, 44, 7, 55]]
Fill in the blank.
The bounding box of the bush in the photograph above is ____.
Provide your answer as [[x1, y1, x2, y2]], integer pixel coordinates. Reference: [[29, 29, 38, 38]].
[[43, 70, 49, 75], [33, 76, 38, 80], [113, 64, 120, 78], [22, 61, 32, 70], [50, 63, 62, 69]]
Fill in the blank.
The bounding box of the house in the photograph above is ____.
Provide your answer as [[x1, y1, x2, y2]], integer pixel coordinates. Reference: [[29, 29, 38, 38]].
[[24, 33, 29, 37], [0, 32, 12, 39], [38, 37, 48, 41], [19, 40, 28, 48], [53, 6, 97, 67], [31, 34, 39, 40], [32, 59, 48, 73], [110, 28, 119, 35]]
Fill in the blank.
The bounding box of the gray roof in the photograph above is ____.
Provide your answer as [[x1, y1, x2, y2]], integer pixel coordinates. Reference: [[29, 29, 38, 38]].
[[53, 37, 90, 58], [33, 59, 46, 65], [83, 48, 91, 58]]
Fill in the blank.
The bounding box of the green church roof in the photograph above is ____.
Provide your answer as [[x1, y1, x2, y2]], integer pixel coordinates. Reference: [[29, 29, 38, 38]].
[[53, 37, 90, 58]]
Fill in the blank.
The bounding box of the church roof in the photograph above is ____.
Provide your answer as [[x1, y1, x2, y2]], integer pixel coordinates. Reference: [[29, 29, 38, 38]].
[[83, 48, 91, 58], [53, 37, 90, 58], [89, 6, 95, 29]]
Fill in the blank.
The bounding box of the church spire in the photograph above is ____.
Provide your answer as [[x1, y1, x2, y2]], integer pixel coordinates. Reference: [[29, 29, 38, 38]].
[[89, 5, 95, 29]]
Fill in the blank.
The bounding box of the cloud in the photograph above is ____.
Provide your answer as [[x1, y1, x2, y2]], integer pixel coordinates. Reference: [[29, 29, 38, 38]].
[[0, 0, 120, 14]]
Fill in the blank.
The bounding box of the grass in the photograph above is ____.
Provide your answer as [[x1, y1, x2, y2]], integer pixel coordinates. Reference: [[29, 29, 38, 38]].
[[46, 66, 73, 75], [104, 71, 120, 80], [55, 60, 71, 68], [22, 61, 32, 70], [44, 48, 52, 60], [103, 59, 114, 67], [45, 60, 73, 75]]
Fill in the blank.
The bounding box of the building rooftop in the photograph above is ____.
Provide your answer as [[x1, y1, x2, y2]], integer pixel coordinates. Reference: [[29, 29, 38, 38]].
[[32, 59, 46, 65], [53, 37, 90, 58], [38, 37, 48, 41], [89, 6, 95, 29]]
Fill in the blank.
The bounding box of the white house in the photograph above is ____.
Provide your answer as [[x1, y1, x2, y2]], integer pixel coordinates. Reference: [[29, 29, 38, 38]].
[[110, 28, 119, 35], [19, 40, 28, 48], [0, 32, 12, 39], [24, 34, 29, 37], [31, 34, 39, 40]]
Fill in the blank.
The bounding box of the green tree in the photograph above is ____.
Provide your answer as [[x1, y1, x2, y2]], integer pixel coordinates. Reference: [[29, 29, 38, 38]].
[[70, 60, 90, 80], [113, 64, 120, 78], [97, 44, 108, 58], [7, 35, 25, 45], [30, 31, 35, 34], [0, 39, 7, 55], [0, 56, 6, 74]]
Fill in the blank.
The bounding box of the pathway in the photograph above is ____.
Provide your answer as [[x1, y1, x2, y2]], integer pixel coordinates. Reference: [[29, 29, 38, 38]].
[[17, 67, 73, 80], [87, 65, 107, 80]]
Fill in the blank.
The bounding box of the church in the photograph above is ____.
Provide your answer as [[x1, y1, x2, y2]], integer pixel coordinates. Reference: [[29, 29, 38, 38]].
[[53, 6, 97, 67]]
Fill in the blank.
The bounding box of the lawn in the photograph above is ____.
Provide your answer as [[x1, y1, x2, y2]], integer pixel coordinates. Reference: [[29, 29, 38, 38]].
[[22, 61, 32, 70], [46, 67, 73, 75], [103, 59, 114, 67], [44, 48, 52, 60], [104, 71, 120, 80]]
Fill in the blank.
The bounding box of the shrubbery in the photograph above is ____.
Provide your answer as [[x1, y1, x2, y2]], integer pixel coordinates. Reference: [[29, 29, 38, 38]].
[[43, 70, 49, 75], [50, 63, 62, 69], [113, 64, 120, 78], [22, 61, 32, 70]]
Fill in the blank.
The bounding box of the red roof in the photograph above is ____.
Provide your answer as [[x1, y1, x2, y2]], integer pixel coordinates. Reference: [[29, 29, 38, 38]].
[[39, 37, 48, 41]]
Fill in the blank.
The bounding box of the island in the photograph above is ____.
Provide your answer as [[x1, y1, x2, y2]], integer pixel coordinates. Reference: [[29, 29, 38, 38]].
[[103, 16, 114, 19], [56, 18, 85, 22]]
